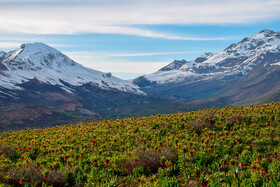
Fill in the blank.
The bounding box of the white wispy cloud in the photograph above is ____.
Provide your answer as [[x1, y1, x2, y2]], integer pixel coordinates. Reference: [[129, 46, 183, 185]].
[[0, 42, 21, 48], [64, 51, 170, 74], [90, 61, 170, 74], [0, 18, 225, 40], [101, 51, 203, 57], [0, 0, 279, 39]]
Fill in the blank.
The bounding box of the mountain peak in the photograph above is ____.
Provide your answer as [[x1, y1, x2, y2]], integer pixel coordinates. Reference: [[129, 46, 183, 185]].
[[159, 59, 187, 71], [249, 29, 278, 40], [20, 42, 54, 51], [3, 42, 76, 68], [17, 42, 62, 58], [0, 42, 144, 95], [259, 29, 275, 34], [194, 52, 213, 63]]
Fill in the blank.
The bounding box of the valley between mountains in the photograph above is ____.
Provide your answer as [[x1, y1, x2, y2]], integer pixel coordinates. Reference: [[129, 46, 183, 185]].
[[1, 29, 280, 131]]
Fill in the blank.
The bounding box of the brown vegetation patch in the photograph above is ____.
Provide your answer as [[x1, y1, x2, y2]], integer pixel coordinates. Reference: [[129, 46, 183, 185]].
[[118, 147, 178, 175]]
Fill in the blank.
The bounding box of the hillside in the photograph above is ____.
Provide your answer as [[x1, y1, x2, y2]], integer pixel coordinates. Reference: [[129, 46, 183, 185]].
[[0, 103, 279, 186]]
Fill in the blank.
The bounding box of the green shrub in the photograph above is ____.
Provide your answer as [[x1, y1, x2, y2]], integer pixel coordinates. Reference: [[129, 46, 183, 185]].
[[64, 172, 76, 186], [162, 177, 179, 187], [251, 172, 263, 186], [269, 160, 280, 181]]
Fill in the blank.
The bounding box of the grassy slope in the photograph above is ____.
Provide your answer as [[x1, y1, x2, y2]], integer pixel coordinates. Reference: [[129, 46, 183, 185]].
[[241, 91, 280, 106], [0, 103, 279, 186]]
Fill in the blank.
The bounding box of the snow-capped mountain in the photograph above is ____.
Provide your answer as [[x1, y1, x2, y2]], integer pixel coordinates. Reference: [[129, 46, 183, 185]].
[[0, 43, 158, 131], [0, 43, 144, 95], [134, 29, 280, 86], [133, 29, 280, 101]]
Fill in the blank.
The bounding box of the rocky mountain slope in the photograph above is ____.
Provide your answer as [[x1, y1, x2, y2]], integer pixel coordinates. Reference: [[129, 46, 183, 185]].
[[133, 29, 280, 103]]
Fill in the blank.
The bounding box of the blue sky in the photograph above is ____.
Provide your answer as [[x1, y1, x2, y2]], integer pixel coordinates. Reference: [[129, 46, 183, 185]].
[[0, 0, 280, 79]]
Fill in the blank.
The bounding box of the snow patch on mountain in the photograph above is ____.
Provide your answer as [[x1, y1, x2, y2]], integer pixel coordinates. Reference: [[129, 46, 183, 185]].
[[0, 43, 145, 95], [271, 62, 280, 66]]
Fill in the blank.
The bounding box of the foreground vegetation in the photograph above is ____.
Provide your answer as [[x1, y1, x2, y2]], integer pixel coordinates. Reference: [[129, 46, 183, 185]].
[[0, 103, 280, 186]]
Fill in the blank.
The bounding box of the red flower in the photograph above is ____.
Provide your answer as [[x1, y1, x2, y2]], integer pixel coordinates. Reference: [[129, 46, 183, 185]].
[[234, 173, 238, 179], [19, 180, 24, 184], [235, 139, 241, 143], [104, 160, 110, 165], [239, 163, 244, 168], [193, 173, 200, 179], [260, 169, 266, 173], [66, 163, 71, 167]]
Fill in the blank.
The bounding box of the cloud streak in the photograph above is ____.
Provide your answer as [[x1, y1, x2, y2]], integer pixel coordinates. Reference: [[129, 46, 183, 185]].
[[0, 19, 225, 41], [0, 0, 279, 39], [64, 51, 171, 74], [0, 42, 21, 48], [103, 51, 204, 57]]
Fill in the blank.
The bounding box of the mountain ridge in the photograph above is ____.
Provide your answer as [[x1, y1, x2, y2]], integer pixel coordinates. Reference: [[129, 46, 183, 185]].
[[134, 29, 280, 86], [0, 42, 144, 95], [133, 29, 280, 103]]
